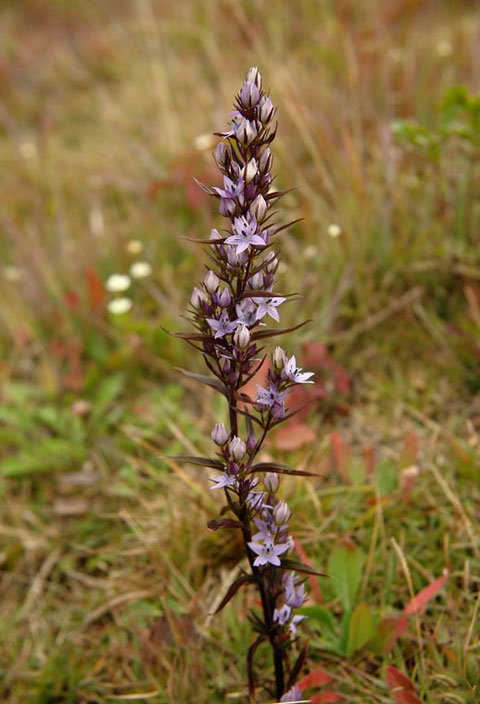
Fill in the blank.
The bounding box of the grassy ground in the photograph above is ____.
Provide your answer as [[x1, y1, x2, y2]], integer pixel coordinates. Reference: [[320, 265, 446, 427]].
[[0, 1, 479, 702]]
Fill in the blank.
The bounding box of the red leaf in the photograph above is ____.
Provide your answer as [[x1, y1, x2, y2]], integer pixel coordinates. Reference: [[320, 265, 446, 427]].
[[85, 268, 105, 310], [404, 569, 448, 615], [376, 615, 409, 653], [297, 668, 333, 690], [330, 433, 350, 483], [294, 538, 323, 604], [311, 693, 343, 703], [394, 693, 422, 704], [386, 666, 416, 693], [274, 422, 317, 450]]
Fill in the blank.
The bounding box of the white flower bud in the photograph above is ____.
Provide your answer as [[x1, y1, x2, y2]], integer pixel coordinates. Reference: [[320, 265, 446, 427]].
[[217, 288, 232, 307], [264, 472, 280, 493], [273, 501, 291, 525], [259, 147, 272, 173], [259, 96, 275, 124], [250, 194, 268, 222], [248, 272, 264, 290], [204, 270, 219, 293], [246, 66, 262, 89], [265, 252, 278, 273], [235, 118, 257, 146], [219, 198, 236, 217], [234, 324, 250, 349], [244, 157, 258, 184], [190, 286, 207, 308], [239, 81, 260, 107], [229, 436, 247, 460], [211, 423, 229, 446], [105, 274, 131, 293], [273, 347, 286, 370], [214, 141, 229, 170]]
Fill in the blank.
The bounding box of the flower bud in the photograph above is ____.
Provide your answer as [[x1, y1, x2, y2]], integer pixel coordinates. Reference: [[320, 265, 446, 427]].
[[214, 141, 229, 171], [258, 96, 275, 124], [264, 251, 278, 273], [204, 270, 219, 293], [227, 247, 248, 267], [258, 147, 272, 173], [264, 472, 280, 493], [219, 198, 236, 217], [234, 118, 257, 146], [211, 423, 229, 446], [273, 346, 286, 370], [239, 81, 261, 108], [246, 433, 257, 452], [244, 158, 258, 184], [229, 436, 246, 460], [218, 287, 232, 307], [234, 324, 250, 349], [248, 272, 264, 290], [246, 66, 262, 89], [210, 228, 222, 247], [190, 286, 207, 308], [273, 501, 291, 525], [250, 194, 268, 222]]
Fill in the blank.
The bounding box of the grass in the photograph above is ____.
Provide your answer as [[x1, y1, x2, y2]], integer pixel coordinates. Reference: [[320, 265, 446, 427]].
[[0, 0, 479, 701]]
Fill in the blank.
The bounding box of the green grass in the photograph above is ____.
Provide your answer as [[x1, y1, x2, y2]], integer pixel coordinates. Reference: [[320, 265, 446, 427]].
[[0, 0, 479, 701]]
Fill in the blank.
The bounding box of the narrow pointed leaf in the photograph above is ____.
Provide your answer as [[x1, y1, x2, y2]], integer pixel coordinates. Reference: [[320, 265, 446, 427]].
[[270, 218, 304, 236], [193, 177, 214, 194], [247, 634, 266, 700], [240, 289, 300, 299], [252, 319, 312, 340], [174, 367, 227, 396], [207, 518, 242, 531], [280, 558, 328, 577], [166, 456, 224, 469], [249, 461, 322, 478], [212, 574, 254, 614], [286, 638, 309, 691], [404, 569, 448, 615]]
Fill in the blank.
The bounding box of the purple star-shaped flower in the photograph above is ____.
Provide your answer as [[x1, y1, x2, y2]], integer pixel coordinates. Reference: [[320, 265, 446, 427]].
[[256, 384, 288, 408], [253, 296, 286, 322], [247, 536, 289, 567], [288, 614, 306, 636], [206, 311, 238, 339], [209, 474, 238, 490], [251, 518, 272, 542], [285, 581, 307, 609], [235, 299, 258, 327], [284, 355, 314, 384], [224, 215, 265, 254], [273, 604, 291, 626], [213, 176, 245, 200]]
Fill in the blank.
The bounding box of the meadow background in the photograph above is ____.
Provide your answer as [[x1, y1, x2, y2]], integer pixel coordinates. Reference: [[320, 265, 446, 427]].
[[0, 1, 479, 702]]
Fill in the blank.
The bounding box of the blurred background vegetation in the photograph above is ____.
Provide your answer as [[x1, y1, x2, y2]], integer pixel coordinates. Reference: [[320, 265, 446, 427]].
[[0, 1, 478, 702]]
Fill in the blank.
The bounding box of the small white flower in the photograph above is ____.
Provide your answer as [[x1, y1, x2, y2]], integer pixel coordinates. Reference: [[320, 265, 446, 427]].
[[105, 273, 131, 292], [19, 140, 37, 160], [130, 261, 152, 279], [107, 297, 132, 314], [127, 239, 143, 255], [327, 223, 342, 238]]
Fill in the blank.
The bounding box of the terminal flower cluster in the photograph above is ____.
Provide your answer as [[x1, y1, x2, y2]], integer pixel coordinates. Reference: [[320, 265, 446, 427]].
[[174, 67, 318, 700]]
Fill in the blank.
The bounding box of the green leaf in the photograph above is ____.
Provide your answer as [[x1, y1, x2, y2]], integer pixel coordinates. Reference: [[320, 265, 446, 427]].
[[327, 542, 365, 611], [346, 602, 374, 656], [174, 368, 227, 396], [375, 458, 397, 496]]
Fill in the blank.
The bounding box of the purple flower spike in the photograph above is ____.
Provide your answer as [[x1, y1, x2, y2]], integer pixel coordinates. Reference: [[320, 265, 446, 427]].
[[253, 296, 286, 322], [225, 215, 265, 254], [247, 536, 289, 567]]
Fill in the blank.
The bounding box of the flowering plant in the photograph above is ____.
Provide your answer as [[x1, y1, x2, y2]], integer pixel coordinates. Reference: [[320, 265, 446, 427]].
[[169, 67, 322, 702]]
